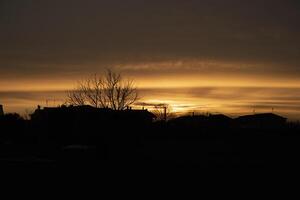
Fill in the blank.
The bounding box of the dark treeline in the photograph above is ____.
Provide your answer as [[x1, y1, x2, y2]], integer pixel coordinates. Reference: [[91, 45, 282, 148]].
[[1, 105, 300, 169]]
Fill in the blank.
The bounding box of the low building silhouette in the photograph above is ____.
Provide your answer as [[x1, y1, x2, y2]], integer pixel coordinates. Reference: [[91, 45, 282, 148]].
[[30, 105, 156, 135], [235, 113, 287, 129], [31, 105, 156, 123], [207, 114, 233, 125], [29, 105, 157, 149], [169, 114, 233, 129]]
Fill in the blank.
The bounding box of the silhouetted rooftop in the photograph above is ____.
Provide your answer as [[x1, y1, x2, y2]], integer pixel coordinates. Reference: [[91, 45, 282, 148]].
[[236, 113, 287, 121], [31, 105, 156, 121], [208, 114, 232, 121]]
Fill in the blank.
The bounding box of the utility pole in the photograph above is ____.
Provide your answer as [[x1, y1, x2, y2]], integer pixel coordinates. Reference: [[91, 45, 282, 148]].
[[163, 106, 167, 121], [0, 104, 4, 116]]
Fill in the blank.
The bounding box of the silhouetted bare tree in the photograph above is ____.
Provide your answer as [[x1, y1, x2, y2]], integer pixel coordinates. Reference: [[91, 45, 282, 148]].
[[67, 70, 138, 110], [80, 74, 107, 108], [104, 70, 138, 110], [67, 88, 86, 106]]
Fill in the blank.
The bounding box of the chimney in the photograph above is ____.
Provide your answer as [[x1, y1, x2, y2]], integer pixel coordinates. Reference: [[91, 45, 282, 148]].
[[0, 105, 4, 116]]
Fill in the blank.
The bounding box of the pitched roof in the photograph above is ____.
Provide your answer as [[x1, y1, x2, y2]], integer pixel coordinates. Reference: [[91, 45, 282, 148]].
[[236, 113, 287, 121], [209, 114, 232, 120]]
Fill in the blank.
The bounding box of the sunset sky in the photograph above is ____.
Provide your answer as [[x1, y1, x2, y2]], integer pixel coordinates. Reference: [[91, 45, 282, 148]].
[[1, 0, 300, 119]]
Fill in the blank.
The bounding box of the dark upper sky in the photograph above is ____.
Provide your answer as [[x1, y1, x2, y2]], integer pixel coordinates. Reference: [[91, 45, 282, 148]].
[[1, 0, 300, 89]]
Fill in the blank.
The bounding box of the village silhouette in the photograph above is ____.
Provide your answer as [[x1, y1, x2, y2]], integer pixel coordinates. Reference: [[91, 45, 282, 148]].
[[1, 102, 300, 169], [2, 0, 300, 174]]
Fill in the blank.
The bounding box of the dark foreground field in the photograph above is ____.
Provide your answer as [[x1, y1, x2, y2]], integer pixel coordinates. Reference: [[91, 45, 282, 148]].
[[1, 127, 300, 170], [1, 108, 300, 170]]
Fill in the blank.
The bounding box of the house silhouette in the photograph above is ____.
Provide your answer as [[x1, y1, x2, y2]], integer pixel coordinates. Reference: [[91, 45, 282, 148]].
[[30, 105, 156, 129], [235, 113, 287, 129], [169, 114, 233, 129]]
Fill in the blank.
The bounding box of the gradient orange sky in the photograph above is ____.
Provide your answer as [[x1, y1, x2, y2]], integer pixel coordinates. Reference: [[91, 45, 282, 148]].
[[1, 1, 300, 84], [1, 0, 300, 119]]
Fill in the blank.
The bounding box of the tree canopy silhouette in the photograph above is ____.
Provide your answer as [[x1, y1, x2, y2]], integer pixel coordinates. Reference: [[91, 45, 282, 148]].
[[67, 70, 138, 110]]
